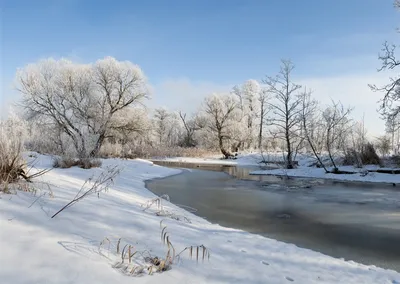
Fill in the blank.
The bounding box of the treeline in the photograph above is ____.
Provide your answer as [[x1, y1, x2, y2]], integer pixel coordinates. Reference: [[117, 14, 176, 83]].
[[0, 56, 395, 170]]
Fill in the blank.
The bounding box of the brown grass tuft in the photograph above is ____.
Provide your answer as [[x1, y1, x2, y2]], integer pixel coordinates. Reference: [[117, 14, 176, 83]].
[[53, 157, 102, 169]]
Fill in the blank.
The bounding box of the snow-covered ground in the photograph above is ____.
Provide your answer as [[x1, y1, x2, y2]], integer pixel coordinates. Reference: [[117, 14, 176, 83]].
[[1, 154, 400, 284], [251, 166, 400, 184]]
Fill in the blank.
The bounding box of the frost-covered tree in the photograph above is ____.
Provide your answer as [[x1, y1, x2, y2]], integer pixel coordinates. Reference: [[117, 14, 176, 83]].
[[17, 57, 149, 158], [153, 108, 172, 145], [233, 79, 269, 149], [153, 108, 182, 147], [263, 60, 302, 168], [108, 107, 150, 145], [202, 93, 239, 158]]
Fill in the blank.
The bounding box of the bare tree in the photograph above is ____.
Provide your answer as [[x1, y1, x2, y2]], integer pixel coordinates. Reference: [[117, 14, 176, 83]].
[[17, 57, 149, 159], [202, 94, 238, 159], [351, 115, 367, 154], [385, 115, 400, 153], [375, 135, 391, 157], [300, 89, 329, 172], [263, 60, 302, 168], [178, 111, 202, 147], [370, 1, 400, 122], [322, 100, 353, 172], [258, 88, 269, 149]]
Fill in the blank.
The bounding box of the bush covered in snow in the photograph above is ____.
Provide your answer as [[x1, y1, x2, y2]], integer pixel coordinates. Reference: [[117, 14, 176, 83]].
[[0, 115, 27, 187]]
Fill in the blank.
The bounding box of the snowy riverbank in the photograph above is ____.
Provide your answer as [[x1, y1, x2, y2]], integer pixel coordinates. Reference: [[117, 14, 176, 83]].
[[251, 166, 400, 184], [159, 153, 400, 184], [1, 154, 400, 283]]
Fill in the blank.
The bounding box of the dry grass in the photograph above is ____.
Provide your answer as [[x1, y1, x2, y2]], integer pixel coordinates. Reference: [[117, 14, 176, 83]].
[[100, 224, 210, 277], [99, 143, 219, 159], [53, 157, 102, 169], [51, 166, 120, 218], [1, 118, 51, 193], [141, 195, 192, 223], [0, 136, 26, 190]]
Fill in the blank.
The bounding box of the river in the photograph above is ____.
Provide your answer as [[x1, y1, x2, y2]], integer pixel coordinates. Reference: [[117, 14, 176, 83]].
[[147, 161, 400, 272]]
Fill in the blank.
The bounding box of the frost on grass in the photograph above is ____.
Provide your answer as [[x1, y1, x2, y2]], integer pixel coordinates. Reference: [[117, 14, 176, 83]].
[[51, 165, 120, 218], [141, 195, 193, 223], [99, 223, 210, 277]]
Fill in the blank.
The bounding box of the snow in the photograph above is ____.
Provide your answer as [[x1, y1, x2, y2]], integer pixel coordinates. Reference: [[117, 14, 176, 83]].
[[1, 154, 400, 283], [251, 165, 400, 184]]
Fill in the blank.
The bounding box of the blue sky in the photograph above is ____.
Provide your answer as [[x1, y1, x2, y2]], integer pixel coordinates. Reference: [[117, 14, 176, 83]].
[[1, 0, 399, 135]]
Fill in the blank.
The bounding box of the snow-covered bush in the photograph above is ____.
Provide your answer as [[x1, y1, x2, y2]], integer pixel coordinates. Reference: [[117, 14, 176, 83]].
[[0, 115, 27, 187]]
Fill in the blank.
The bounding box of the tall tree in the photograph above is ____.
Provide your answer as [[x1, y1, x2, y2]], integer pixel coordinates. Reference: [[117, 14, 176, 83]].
[[300, 89, 329, 172], [17, 57, 149, 158], [202, 93, 239, 158], [322, 100, 353, 172], [178, 111, 202, 147], [233, 79, 269, 149], [263, 60, 302, 168], [370, 1, 400, 122]]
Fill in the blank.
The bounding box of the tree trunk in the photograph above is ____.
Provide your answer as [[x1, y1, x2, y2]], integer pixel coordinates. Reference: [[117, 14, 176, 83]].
[[218, 131, 231, 159], [285, 128, 293, 169], [258, 106, 264, 149], [90, 131, 106, 158], [326, 133, 338, 172]]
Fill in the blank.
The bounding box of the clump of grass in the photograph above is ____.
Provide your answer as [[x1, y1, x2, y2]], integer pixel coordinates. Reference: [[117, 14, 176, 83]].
[[53, 156, 102, 169], [161, 222, 210, 264], [102, 223, 210, 277], [141, 195, 192, 223], [0, 116, 51, 193], [141, 194, 170, 213]]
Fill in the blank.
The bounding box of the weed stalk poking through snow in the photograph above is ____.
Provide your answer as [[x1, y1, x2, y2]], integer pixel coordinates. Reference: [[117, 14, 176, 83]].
[[51, 166, 120, 218]]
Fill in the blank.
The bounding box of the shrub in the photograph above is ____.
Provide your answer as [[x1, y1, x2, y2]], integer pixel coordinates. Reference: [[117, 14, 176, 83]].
[[361, 143, 381, 165], [0, 115, 27, 189], [343, 143, 381, 167], [342, 148, 362, 167]]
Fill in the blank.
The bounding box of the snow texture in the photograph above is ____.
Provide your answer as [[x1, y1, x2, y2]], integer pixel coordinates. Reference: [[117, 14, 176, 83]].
[[1, 154, 400, 283]]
